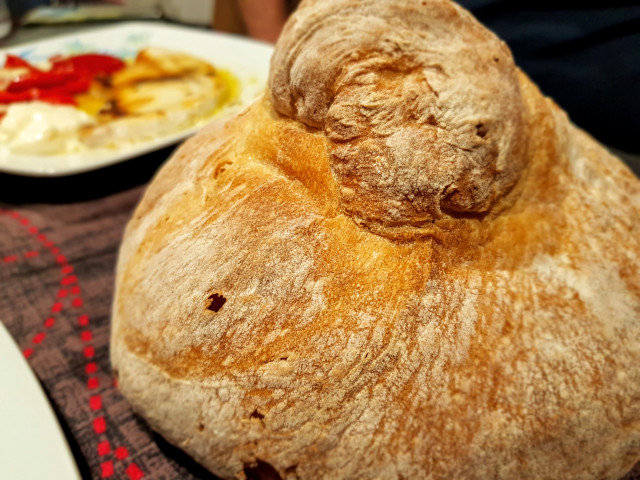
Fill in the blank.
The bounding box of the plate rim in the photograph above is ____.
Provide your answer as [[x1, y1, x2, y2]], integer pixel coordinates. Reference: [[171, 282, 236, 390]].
[[0, 321, 81, 480]]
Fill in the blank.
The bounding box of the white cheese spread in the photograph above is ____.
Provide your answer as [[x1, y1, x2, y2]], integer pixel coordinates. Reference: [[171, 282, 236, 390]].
[[0, 102, 96, 155]]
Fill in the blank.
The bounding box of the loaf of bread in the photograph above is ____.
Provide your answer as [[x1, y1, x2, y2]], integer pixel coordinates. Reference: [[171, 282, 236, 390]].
[[110, 0, 640, 478]]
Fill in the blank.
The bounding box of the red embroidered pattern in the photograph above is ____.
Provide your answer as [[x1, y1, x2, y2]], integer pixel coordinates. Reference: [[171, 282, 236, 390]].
[[0, 209, 144, 479]]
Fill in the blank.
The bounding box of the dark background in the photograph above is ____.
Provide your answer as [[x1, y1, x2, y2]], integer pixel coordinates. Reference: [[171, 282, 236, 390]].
[[461, 0, 640, 154]]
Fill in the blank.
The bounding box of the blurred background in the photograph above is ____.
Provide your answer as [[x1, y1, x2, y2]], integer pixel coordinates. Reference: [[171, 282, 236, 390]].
[[2, 0, 639, 155]]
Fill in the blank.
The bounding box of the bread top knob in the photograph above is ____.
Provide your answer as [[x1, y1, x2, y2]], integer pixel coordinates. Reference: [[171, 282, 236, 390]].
[[270, 0, 530, 239]]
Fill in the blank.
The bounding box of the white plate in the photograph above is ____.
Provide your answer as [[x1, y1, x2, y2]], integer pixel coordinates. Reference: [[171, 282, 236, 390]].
[[0, 22, 273, 177], [0, 322, 81, 479]]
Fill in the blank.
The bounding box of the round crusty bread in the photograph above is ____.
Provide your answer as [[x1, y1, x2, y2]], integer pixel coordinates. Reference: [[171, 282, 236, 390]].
[[110, 0, 640, 478]]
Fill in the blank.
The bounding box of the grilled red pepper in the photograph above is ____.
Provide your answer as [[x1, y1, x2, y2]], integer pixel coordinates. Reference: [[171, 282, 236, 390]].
[[51, 53, 125, 76], [1, 52, 124, 106], [48, 75, 93, 95], [3, 54, 40, 72], [6, 70, 76, 93], [0, 90, 31, 104]]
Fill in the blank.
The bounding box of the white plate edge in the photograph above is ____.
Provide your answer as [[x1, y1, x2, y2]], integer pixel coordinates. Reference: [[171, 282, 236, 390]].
[[0, 321, 81, 480]]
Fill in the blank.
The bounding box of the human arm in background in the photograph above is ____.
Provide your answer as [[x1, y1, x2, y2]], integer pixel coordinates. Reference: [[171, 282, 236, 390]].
[[237, 0, 287, 43]]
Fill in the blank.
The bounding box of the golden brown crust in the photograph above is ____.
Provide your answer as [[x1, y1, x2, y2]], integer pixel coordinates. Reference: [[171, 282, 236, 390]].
[[111, 1, 640, 479]]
